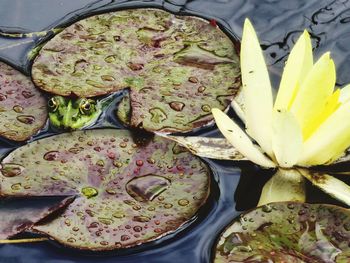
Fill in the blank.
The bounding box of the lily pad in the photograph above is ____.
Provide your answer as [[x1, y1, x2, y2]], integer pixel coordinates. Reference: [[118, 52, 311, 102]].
[[0, 129, 210, 250], [0, 61, 47, 141], [214, 202, 350, 262], [0, 196, 74, 239], [32, 8, 240, 133]]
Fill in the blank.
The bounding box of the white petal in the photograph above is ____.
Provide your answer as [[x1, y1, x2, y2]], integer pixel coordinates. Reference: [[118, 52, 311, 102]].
[[231, 89, 245, 123], [272, 111, 303, 168], [258, 168, 306, 206], [298, 168, 350, 206], [241, 19, 273, 156], [156, 135, 246, 161], [339, 84, 350, 103], [212, 108, 276, 168]]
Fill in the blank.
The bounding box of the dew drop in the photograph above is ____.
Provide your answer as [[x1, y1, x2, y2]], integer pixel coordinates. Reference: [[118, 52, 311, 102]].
[[43, 151, 60, 161], [13, 105, 23, 113], [133, 216, 151, 223], [81, 187, 98, 198], [11, 183, 21, 191], [64, 219, 71, 226], [67, 237, 76, 243], [126, 175, 171, 202], [88, 222, 99, 228], [21, 91, 34, 98], [112, 211, 125, 219], [72, 226, 79, 232], [262, 204, 272, 213], [16, 115, 35, 124], [96, 160, 105, 167], [178, 199, 189, 206], [121, 235, 130, 241], [133, 226, 142, 232], [113, 160, 123, 168], [201, 104, 211, 112], [188, 76, 198, 83], [164, 203, 173, 209], [106, 188, 117, 195], [136, 160, 144, 166], [100, 241, 109, 246], [1, 163, 24, 177], [0, 93, 7, 101], [98, 217, 114, 225], [169, 101, 185, 111], [197, 86, 206, 93]]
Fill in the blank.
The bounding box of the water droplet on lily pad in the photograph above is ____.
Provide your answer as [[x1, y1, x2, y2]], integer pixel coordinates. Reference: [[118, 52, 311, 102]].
[[1, 163, 24, 177], [81, 187, 98, 198], [126, 175, 171, 202]]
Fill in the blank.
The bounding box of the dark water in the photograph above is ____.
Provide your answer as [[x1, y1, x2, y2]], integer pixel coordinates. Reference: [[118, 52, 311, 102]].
[[0, 0, 350, 262]]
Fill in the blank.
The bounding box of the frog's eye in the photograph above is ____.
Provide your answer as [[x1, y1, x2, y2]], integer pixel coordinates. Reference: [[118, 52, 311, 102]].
[[48, 97, 59, 112], [79, 99, 96, 115]]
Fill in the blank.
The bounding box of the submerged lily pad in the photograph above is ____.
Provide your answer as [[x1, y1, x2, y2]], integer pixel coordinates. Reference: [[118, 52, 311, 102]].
[[0, 129, 210, 250], [0, 61, 47, 141], [215, 202, 350, 262], [32, 8, 240, 133]]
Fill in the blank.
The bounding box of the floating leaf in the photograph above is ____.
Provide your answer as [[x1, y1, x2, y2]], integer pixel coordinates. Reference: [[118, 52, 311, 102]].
[[32, 8, 240, 133], [0, 196, 73, 239], [0, 129, 210, 250], [215, 202, 350, 262], [0, 61, 47, 141]]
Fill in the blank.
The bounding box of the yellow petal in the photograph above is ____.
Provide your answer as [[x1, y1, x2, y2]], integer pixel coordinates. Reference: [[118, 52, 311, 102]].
[[241, 18, 273, 156], [212, 108, 276, 168], [272, 111, 302, 168], [156, 135, 246, 161], [290, 52, 336, 138], [274, 30, 313, 111], [258, 168, 306, 206], [298, 169, 350, 206], [303, 89, 341, 140], [299, 100, 350, 166]]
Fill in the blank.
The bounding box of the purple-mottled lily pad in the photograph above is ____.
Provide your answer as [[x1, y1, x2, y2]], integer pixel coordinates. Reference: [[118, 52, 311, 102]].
[[214, 202, 350, 262], [31, 8, 240, 133], [0, 61, 47, 141], [0, 196, 73, 240], [0, 129, 210, 251]]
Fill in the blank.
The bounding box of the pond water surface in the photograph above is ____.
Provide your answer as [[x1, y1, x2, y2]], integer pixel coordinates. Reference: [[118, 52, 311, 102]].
[[0, 0, 350, 262]]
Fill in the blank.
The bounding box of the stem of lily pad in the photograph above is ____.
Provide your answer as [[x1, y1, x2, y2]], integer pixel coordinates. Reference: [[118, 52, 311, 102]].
[[257, 168, 306, 206], [0, 237, 48, 244]]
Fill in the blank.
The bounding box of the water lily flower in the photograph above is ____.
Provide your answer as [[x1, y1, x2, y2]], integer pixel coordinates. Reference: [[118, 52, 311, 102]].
[[161, 18, 350, 206]]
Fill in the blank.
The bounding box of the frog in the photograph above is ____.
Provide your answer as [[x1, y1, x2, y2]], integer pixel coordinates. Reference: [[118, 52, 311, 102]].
[[47, 96, 100, 130], [46, 94, 118, 130]]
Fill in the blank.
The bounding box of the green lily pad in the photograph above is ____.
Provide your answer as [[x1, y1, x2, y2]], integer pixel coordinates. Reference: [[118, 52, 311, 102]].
[[0, 129, 210, 250], [32, 8, 240, 133], [0, 61, 47, 141], [214, 202, 350, 262]]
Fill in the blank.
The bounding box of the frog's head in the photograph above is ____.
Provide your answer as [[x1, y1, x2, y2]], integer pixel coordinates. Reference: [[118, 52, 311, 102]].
[[48, 96, 101, 130]]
